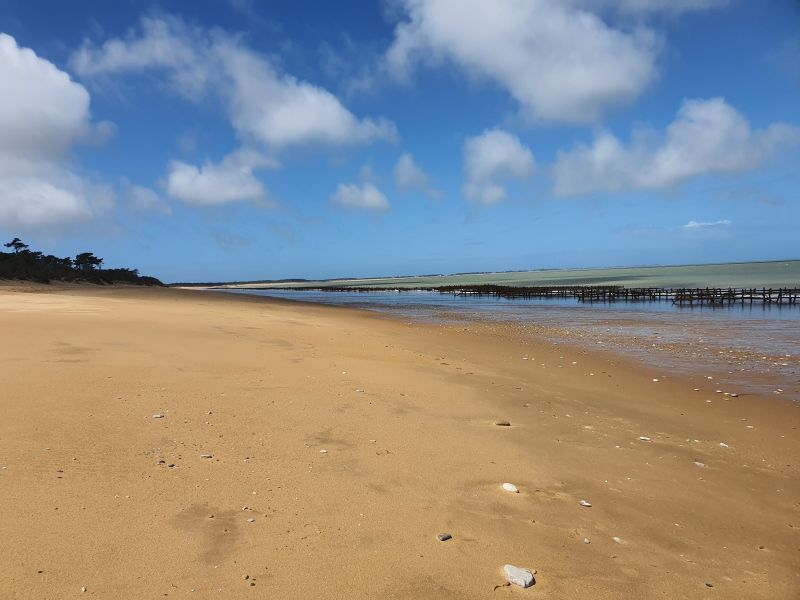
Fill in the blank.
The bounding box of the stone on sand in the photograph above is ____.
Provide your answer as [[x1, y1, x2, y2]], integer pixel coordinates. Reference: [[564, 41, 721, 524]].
[[494, 420, 511, 427], [502, 482, 519, 493], [503, 564, 535, 588]]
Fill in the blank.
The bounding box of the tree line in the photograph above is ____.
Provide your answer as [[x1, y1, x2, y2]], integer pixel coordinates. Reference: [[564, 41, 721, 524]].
[[0, 238, 162, 285]]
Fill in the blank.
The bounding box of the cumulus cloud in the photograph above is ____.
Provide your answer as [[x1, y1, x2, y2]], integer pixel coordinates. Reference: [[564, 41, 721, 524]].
[[167, 151, 275, 206], [71, 16, 396, 149], [0, 33, 111, 229], [553, 97, 800, 196], [682, 219, 731, 230], [385, 0, 657, 123], [393, 153, 442, 198], [329, 182, 390, 212], [462, 129, 534, 204]]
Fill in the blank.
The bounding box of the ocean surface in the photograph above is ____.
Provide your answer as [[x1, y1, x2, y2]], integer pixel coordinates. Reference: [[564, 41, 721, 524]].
[[221, 288, 800, 401]]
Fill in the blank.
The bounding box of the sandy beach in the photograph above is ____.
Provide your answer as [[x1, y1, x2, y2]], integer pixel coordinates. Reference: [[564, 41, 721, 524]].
[[1, 283, 798, 599]]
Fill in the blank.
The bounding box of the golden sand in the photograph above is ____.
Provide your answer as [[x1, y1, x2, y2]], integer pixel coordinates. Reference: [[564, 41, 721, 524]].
[[1, 283, 798, 598]]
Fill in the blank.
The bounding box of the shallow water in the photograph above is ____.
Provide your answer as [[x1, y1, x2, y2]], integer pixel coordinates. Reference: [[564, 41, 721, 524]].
[[222, 288, 800, 400]]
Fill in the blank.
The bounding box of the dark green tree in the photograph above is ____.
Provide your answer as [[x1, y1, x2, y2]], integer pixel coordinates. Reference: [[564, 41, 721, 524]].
[[74, 252, 103, 272], [4, 237, 29, 253]]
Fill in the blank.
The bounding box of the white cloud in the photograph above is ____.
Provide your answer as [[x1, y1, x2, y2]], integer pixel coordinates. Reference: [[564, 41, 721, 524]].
[[217, 40, 396, 148], [70, 17, 211, 98], [462, 129, 534, 204], [385, 0, 657, 123], [0, 33, 110, 229], [71, 16, 396, 149], [553, 98, 800, 196], [330, 182, 390, 212], [2, 35, 89, 158], [167, 151, 274, 206], [394, 153, 442, 198], [682, 219, 731, 230]]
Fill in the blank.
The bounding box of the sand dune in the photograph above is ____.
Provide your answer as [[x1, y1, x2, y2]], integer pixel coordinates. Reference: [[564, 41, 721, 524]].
[[1, 284, 798, 598]]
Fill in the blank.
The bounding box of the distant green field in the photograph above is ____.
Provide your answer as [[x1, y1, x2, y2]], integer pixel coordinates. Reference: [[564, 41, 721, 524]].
[[225, 260, 800, 290]]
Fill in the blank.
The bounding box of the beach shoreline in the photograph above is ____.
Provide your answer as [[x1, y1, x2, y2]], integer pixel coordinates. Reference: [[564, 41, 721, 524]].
[[1, 283, 798, 598], [213, 286, 800, 403]]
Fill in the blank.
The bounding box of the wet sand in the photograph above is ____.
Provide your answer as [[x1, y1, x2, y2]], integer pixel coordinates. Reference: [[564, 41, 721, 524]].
[[1, 283, 798, 598]]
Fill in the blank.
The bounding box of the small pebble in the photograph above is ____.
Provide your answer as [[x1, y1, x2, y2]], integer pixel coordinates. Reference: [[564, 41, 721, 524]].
[[200, 454, 213, 459], [652, 378, 659, 382], [638, 436, 651, 442], [612, 536, 622, 544], [152, 414, 164, 419], [579, 500, 592, 507], [502, 483, 519, 493], [437, 533, 452, 542], [719, 442, 729, 448], [247, 518, 255, 523], [583, 537, 590, 544], [494, 420, 511, 427], [693, 461, 706, 468], [319, 449, 328, 454]]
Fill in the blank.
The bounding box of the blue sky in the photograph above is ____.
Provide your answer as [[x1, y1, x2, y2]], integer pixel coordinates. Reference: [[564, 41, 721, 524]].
[[0, 0, 798, 282]]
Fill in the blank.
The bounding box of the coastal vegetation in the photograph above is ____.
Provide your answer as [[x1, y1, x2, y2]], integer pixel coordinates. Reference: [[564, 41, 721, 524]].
[[0, 238, 162, 285]]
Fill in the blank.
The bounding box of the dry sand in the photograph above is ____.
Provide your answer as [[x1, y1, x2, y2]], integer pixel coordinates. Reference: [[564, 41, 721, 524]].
[[0, 283, 798, 599]]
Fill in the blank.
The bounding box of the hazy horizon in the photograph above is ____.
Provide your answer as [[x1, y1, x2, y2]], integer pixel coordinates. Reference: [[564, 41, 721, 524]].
[[195, 259, 800, 290]]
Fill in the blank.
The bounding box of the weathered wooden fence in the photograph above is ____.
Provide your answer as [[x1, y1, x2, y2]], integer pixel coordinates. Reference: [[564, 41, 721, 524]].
[[266, 284, 800, 306]]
